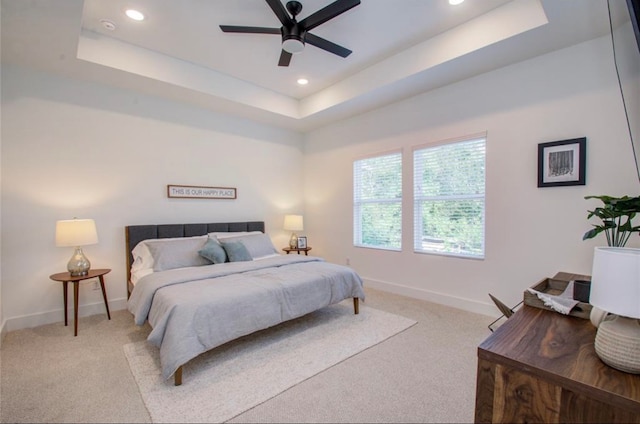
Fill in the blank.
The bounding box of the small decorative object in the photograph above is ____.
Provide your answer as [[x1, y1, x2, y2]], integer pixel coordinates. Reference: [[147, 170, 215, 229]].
[[284, 214, 303, 248], [297, 236, 307, 249], [589, 247, 640, 374], [524, 272, 593, 319], [537, 137, 586, 187], [55, 218, 99, 276], [583, 195, 640, 247], [573, 280, 591, 303], [167, 185, 236, 199], [527, 281, 579, 315]]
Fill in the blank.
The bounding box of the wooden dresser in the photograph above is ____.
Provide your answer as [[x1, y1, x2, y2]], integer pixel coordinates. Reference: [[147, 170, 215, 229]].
[[475, 305, 640, 423]]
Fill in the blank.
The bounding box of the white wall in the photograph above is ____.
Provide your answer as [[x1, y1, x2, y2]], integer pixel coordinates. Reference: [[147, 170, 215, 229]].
[[0, 66, 304, 331], [0, 61, 3, 344], [303, 35, 640, 316], [2, 33, 639, 333]]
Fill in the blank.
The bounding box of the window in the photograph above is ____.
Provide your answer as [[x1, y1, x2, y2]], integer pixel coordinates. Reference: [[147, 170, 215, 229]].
[[353, 151, 402, 250], [413, 136, 486, 258]]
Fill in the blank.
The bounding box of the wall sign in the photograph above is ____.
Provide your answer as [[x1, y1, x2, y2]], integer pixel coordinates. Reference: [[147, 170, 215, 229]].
[[167, 185, 237, 199]]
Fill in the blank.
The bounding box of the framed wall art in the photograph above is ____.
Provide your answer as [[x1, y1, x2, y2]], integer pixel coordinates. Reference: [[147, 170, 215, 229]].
[[537, 137, 586, 187], [297, 236, 307, 249], [167, 185, 237, 199]]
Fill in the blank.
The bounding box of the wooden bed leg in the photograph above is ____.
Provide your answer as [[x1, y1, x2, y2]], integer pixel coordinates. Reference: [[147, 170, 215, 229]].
[[174, 366, 183, 386], [353, 297, 359, 314]]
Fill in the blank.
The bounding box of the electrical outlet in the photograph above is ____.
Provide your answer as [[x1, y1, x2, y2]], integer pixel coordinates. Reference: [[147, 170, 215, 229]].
[[93, 280, 100, 290], [346, 258, 350, 266]]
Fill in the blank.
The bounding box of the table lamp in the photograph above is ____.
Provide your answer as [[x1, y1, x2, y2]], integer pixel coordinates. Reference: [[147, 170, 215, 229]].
[[283, 215, 303, 248], [589, 246, 640, 374], [55, 218, 99, 276]]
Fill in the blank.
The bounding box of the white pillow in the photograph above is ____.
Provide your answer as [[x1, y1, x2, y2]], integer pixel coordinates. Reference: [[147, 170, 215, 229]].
[[130, 268, 153, 286], [131, 242, 154, 273], [218, 232, 278, 260]]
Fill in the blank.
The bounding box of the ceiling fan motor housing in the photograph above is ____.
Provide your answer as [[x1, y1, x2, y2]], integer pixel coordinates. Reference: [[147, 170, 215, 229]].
[[281, 25, 306, 53]]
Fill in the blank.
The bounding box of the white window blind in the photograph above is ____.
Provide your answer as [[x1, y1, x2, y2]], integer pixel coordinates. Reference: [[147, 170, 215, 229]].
[[353, 151, 402, 250], [413, 137, 486, 258]]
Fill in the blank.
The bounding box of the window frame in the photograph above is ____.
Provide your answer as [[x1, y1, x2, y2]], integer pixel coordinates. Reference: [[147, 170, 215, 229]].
[[353, 149, 403, 251], [412, 135, 486, 259]]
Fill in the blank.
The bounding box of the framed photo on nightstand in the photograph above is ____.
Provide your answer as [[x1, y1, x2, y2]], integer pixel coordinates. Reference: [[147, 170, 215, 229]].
[[297, 236, 307, 249]]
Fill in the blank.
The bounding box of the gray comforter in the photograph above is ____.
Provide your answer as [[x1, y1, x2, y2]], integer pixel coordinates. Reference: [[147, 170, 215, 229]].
[[127, 255, 365, 380]]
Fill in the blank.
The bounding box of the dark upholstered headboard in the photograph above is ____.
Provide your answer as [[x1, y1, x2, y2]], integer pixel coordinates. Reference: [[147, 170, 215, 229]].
[[125, 221, 265, 295]]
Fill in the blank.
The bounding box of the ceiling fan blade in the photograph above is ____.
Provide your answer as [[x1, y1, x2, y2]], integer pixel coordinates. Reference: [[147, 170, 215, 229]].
[[305, 33, 352, 58], [278, 50, 293, 67], [266, 0, 293, 27], [299, 0, 360, 31], [220, 25, 280, 34]]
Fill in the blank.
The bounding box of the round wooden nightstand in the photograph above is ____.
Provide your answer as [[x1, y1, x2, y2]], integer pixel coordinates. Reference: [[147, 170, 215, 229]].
[[282, 247, 312, 256], [49, 268, 111, 336]]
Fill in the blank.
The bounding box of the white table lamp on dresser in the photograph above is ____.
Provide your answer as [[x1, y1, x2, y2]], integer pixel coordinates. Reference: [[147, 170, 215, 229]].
[[589, 247, 640, 374]]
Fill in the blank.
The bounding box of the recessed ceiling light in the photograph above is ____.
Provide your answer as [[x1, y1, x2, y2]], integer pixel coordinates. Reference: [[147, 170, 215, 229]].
[[125, 9, 145, 21], [297, 78, 309, 85], [449, 0, 464, 5], [100, 19, 116, 30]]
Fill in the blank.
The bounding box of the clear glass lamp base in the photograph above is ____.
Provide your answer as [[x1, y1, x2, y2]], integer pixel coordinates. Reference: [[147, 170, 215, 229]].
[[67, 247, 91, 276], [289, 233, 298, 248]]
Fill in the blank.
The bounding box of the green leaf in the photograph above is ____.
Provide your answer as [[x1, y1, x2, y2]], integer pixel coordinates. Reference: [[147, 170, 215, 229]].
[[583, 227, 603, 240], [583, 194, 640, 247]]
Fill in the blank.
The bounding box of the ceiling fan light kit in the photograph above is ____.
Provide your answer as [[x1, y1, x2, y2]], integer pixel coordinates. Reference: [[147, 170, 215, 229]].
[[220, 0, 360, 67], [281, 20, 305, 54], [282, 38, 305, 54]]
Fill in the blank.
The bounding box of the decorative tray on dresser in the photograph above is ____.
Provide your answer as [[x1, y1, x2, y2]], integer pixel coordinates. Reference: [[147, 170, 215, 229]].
[[523, 271, 592, 319]]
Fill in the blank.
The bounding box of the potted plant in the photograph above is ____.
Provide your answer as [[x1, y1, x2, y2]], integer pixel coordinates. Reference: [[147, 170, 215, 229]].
[[583, 195, 640, 247], [577, 195, 640, 303]]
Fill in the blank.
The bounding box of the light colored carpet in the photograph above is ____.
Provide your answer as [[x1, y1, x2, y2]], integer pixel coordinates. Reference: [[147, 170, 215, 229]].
[[1, 288, 493, 423], [123, 301, 417, 423]]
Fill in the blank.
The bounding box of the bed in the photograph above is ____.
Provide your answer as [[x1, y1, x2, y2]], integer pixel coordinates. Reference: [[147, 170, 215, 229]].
[[125, 221, 365, 386]]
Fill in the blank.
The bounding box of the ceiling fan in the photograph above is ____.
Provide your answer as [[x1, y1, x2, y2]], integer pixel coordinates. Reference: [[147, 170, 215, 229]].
[[220, 0, 361, 67]]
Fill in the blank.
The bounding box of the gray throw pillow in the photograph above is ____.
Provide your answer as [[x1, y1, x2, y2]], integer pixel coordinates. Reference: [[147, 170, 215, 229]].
[[220, 240, 252, 262], [198, 237, 227, 264]]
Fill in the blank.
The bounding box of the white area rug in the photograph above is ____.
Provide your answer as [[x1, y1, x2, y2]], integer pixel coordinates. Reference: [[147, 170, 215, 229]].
[[124, 301, 416, 423]]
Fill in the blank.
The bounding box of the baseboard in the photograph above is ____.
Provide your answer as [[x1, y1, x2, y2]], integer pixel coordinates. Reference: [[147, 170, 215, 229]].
[[3, 282, 498, 332], [3, 297, 129, 332], [362, 277, 498, 317], [0, 318, 7, 347]]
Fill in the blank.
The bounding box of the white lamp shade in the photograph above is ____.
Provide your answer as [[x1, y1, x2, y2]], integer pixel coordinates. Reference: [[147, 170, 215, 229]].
[[283, 215, 303, 231], [55, 219, 98, 247], [590, 247, 640, 319]]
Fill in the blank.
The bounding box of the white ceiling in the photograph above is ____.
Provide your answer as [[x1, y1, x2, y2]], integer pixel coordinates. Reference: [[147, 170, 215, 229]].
[[0, 0, 620, 132]]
